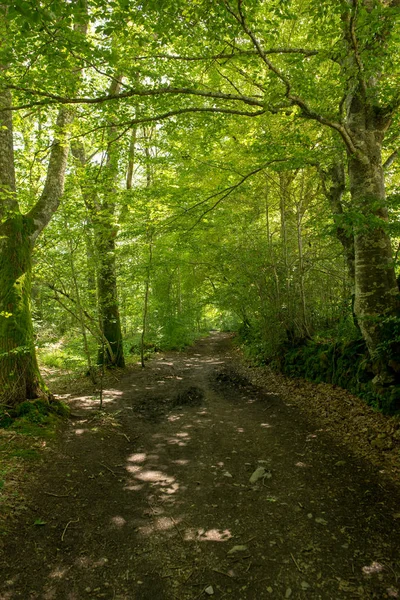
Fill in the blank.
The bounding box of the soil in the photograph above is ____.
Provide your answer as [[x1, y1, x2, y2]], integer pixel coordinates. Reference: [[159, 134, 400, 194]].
[[1, 332, 400, 600]]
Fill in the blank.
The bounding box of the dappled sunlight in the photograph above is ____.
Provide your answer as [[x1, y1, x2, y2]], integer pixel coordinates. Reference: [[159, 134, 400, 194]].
[[128, 452, 147, 463], [110, 515, 126, 528], [136, 470, 176, 484], [362, 561, 385, 575], [260, 423, 272, 429], [138, 516, 176, 537], [74, 428, 86, 435], [168, 414, 182, 422], [49, 566, 69, 579], [295, 461, 310, 468], [166, 435, 190, 446], [184, 528, 232, 542]]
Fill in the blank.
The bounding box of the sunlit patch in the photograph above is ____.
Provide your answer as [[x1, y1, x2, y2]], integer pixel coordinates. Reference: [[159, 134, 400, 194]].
[[260, 423, 271, 428], [43, 589, 56, 599], [295, 462, 309, 468], [104, 389, 124, 397], [247, 399, 256, 404], [138, 516, 175, 537], [172, 459, 189, 466], [217, 461, 224, 467], [49, 566, 69, 579], [126, 465, 142, 474], [362, 561, 384, 575], [135, 470, 175, 485], [162, 483, 180, 495], [168, 414, 181, 422], [306, 434, 317, 441], [387, 587, 399, 598], [176, 432, 189, 438], [128, 453, 147, 463], [237, 428, 245, 433], [74, 428, 86, 435], [197, 528, 232, 542], [157, 381, 166, 384], [167, 437, 188, 447], [111, 516, 126, 528]]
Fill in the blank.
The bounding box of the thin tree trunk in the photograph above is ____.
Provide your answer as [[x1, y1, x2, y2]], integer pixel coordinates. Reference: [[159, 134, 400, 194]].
[[140, 239, 153, 368], [95, 77, 125, 368]]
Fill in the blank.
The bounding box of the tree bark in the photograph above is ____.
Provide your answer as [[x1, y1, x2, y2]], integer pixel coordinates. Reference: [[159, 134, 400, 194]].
[[0, 93, 72, 405], [95, 78, 125, 368], [347, 97, 399, 361], [0, 215, 46, 404]]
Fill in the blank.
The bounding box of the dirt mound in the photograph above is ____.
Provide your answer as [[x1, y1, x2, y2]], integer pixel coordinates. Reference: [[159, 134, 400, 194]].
[[173, 385, 204, 407], [213, 367, 251, 389]]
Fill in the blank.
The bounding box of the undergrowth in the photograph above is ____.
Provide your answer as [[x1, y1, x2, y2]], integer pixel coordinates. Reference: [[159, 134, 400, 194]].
[[238, 320, 400, 415]]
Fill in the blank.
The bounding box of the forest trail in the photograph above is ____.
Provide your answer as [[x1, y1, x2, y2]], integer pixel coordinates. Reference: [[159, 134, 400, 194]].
[[1, 333, 400, 600]]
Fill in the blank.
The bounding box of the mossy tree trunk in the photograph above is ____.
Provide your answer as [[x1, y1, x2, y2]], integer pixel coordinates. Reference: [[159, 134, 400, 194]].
[[73, 77, 126, 369], [347, 101, 399, 361], [95, 209, 125, 368], [0, 216, 46, 403], [0, 87, 73, 407]]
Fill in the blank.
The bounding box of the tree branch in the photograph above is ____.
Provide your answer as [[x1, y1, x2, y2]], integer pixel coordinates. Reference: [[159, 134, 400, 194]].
[[222, 0, 362, 158], [128, 48, 319, 61], [383, 148, 399, 170], [27, 107, 74, 243], [4, 84, 264, 111], [69, 106, 267, 142]]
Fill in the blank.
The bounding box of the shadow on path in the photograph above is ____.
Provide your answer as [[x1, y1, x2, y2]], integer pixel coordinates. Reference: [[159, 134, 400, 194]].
[[1, 333, 400, 599]]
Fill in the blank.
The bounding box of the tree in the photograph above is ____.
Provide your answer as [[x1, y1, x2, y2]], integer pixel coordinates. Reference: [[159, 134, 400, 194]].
[[0, 2, 86, 405]]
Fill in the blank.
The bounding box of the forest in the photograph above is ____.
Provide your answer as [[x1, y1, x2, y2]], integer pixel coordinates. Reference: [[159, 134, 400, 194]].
[[0, 0, 399, 413], [1, 1, 400, 599]]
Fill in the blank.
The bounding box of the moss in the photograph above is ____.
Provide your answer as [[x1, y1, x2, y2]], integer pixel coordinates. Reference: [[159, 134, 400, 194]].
[[0, 398, 69, 430], [275, 337, 400, 414]]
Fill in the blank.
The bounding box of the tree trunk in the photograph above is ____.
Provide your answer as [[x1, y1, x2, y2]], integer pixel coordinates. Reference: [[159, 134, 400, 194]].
[[347, 100, 399, 362], [0, 87, 72, 406], [0, 216, 47, 404], [96, 228, 125, 368], [95, 78, 125, 368], [319, 162, 359, 327]]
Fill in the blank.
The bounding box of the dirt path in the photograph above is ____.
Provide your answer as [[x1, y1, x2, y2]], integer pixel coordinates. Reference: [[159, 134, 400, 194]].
[[1, 333, 400, 599]]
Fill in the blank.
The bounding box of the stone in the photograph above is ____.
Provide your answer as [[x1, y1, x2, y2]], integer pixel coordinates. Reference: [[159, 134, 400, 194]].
[[249, 467, 267, 483]]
